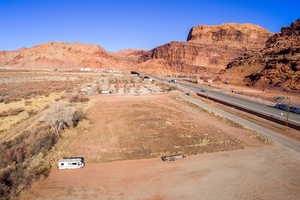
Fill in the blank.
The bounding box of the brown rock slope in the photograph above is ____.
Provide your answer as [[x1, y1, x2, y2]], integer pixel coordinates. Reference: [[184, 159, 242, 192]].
[[225, 19, 300, 92], [0, 42, 137, 69], [143, 23, 272, 74]]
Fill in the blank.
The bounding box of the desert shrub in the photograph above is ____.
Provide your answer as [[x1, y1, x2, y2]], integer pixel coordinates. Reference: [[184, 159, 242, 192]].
[[0, 125, 57, 200], [4, 98, 22, 104], [0, 102, 85, 199], [0, 108, 24, 118], [0, 125, 57, 168], [39, 102, 84, 133], [24, 100, 32, 106], [0, 154, 51, 200], [69, 95, 89, 103], [254, 133, 273, 144]]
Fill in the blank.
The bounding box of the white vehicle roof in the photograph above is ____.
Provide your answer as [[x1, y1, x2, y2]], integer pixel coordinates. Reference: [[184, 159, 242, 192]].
[[58, 158, 84, 163]]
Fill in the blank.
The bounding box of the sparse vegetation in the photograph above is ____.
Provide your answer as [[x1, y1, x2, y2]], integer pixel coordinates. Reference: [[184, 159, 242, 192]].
[[68, 95, 90, 103], [253, 133, 273, 144], [0, 108, 24, 118], [0, 98, 85, 199], [0, 70, 271, 199], [0, 124, 57, 199]]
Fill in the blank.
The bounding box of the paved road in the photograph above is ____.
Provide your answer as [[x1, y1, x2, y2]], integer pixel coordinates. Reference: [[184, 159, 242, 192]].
[[145, 74, 300, 127]]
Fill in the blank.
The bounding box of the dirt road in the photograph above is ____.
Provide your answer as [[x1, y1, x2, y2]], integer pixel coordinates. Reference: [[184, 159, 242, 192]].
[[23, 144, 300, 200]]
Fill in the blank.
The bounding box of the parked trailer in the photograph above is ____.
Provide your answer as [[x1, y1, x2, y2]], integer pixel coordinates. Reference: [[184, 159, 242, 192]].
[[100, 90, 112, 94], [58, 157, 85, 169], [161, 154, 185, 161]]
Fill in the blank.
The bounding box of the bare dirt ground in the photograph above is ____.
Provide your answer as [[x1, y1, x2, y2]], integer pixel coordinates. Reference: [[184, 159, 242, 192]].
[[22, 144, 300, 200], [17, 93, 284, 200], [50, 94, 262, 163], [2, 70, 299, 200]]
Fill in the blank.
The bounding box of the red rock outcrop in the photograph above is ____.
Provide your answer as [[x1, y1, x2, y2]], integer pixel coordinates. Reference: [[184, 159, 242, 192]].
[[187, 23, 271, 50], [225, 19, 300, 92], [144, 23, 272, 74]]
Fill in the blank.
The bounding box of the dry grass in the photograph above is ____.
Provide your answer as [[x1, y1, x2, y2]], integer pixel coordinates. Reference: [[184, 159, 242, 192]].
[[0, 93, 64, 133], [253, 133, 273, 144], [55, 94, 264, 163]]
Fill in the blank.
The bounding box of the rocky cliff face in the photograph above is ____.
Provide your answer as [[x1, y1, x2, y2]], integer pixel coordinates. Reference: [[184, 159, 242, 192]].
[[144, 23, 272, 74], [225, 19, 300, 92], [149, 41, 243, 73], [187, 23, 271, 50]]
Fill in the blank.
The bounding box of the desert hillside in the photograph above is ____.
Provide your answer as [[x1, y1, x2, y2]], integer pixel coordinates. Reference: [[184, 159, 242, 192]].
[[225, 19, 300, 92], [142, 23, 272, 73], [0, 23, 273, 76], [0, 42, 137, 69]]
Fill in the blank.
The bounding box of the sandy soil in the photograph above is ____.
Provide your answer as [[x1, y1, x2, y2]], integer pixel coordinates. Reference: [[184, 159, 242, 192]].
[[53, 94, 262, 163], [22, 143, 300, 200], [17, 93, 282, 200]]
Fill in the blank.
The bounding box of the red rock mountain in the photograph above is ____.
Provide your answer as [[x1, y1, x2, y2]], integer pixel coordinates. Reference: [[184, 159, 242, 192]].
[[0, 23, 272, 76], [0, 42, 136, 69], [143, 23, 272, 74], [225, 19, 300, 92]]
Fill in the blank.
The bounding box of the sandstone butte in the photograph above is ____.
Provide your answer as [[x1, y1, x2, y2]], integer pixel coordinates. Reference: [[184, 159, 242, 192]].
[[142, 23, 273, 74], [225, 19, 300, 92]]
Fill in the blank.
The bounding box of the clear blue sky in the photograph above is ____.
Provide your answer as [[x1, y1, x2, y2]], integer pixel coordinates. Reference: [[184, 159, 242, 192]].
[[0, 0, 299, 52]]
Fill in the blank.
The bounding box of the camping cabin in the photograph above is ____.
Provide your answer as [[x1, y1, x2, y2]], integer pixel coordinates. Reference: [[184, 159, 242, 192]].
[[58, 157, 85, 169]]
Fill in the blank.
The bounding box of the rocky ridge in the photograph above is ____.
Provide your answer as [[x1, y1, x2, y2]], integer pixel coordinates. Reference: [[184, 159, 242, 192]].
[[225, 19, 300, 92]]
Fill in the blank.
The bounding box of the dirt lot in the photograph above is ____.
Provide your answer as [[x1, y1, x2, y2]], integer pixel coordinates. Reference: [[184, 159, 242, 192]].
[[17, 93, 282, 200], [22, 144, 300, 200], [50, 93, 263, 163], [2, 70, 299, 200]]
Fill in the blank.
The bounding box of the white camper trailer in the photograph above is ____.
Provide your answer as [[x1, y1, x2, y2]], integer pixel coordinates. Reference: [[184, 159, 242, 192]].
[[58, 157, 85, 169]]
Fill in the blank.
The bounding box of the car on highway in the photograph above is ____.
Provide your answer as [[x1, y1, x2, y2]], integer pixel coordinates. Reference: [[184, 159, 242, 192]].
[[274, 103, 289, 111], [274, 104, 300, 114], [168, 79, 177, 83], [290, 106, 300, 114]]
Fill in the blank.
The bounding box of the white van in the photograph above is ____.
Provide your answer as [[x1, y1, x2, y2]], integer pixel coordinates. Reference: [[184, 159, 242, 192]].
[[58, 157, 85, 169]]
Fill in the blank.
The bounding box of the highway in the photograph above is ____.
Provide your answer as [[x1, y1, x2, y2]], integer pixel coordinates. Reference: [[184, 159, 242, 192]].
[[144, 73, 300, 128]]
